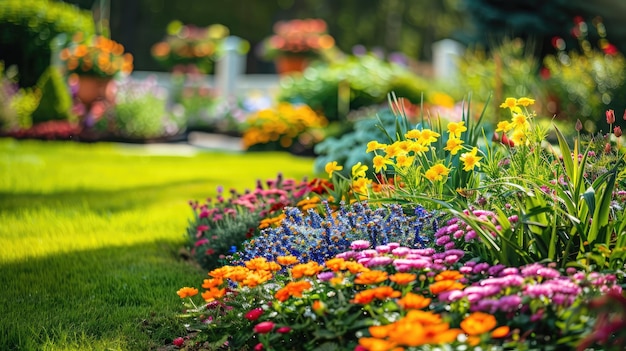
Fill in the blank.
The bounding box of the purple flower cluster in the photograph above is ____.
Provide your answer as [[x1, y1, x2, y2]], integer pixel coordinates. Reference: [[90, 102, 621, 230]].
[[434, 209, 519, 250], [441, 260, 622, 317]]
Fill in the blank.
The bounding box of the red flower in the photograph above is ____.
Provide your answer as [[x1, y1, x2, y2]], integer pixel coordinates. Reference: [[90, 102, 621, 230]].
[[253, 321, 275, 334], [614, 126, 622, 138], [245, 307, 264, 321], [603, 43, 619, 56], [172, 337, 185, 347], [254, 343, 264, 351], [276, 326, 292, 333], [607, 109, 616, 124]]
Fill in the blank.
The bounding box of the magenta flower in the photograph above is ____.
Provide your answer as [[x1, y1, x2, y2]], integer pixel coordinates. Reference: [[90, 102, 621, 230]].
[[245, 307, 264, 321], [172, 337, 185, 347], [253, 321, 275, 334], [350, 240, 370, 250]]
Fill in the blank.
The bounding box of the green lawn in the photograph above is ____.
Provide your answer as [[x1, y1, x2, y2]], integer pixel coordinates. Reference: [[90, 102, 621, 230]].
[[0, 138, 315, 351]]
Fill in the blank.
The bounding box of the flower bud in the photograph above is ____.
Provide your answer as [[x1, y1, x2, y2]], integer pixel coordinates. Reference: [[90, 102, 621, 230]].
[[614, 126, 622, 138], [604, 142, 612, 154], [253, 321, 275, 334], [575, 119, 583, 132], [606, 109, 615, 124]]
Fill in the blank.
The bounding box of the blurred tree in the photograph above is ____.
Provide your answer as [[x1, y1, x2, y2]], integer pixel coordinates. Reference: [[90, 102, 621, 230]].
[[463, 0, 626, 56]]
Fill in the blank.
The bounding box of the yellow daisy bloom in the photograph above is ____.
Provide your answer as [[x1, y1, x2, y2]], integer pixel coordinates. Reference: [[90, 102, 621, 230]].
[[366, 140, 387, 153], [495, 120, 514, 133], [446, 121, 467, 139], [325, 161, 343, 178], [516, 97, 535, 106], [459, 147, 482, 171], [373, 155, 392, 173], [405, 129, 422, 139], [444, 137, 464, 155], [395, 154, 415, 168], [424, 163, 450, 181], [418, 129, 440, 145], [351, 162, 369, 179]]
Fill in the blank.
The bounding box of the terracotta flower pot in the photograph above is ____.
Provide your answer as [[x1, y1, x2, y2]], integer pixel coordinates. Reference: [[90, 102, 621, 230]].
[[76, 75, 116, 107], [274, 55, 310, 75]]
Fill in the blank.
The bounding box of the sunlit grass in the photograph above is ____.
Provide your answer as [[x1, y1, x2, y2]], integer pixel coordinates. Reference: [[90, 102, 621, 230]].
[[0, 138, 315, 350]]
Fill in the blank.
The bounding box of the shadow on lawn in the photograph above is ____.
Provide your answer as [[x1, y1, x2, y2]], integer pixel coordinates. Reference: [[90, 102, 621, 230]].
[[0, 239, 204, 351], [0, 178, 213, 215]]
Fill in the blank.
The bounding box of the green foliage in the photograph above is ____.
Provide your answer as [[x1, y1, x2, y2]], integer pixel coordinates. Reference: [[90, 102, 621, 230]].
[[104, 77, 185, 139], [278, 55, 429, 121], [9, 86, 40, 129], [30, 66, 73, 124], [542, 18, 626, 130], [0, 0, 95, 86], [0, 62, 18, 130], [455, 38, 543, 121]]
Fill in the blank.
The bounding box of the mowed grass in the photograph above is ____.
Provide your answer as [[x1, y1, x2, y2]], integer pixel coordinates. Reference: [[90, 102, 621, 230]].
[[0, 138, 315, 350]]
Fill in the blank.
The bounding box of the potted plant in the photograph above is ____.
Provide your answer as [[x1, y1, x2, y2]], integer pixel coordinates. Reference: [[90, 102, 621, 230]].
[[151, 21, 238, 74], [260, 18, 336, 74], [59, 33, 133, 107]]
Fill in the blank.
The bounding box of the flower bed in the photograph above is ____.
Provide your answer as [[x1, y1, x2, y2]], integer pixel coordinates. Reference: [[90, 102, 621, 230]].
[[173, 96, 626, 350]]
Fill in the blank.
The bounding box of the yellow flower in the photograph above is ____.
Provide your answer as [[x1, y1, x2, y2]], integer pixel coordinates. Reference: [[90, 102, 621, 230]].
[[351, 162, 368, 179], [418, 129, 440, 145], [424, 163, 450, 182], [373, 155, 392, 173], [385, 142, 404, 158], [405, 129, 422, 139], [366, 140, 387, 153], [352, 177, 372, 195], [459, 147, 482, 171], [495, 120, 513, 133], [395, 154, 415, 168], [444, 138, 464, 155], [325, 161, 343, 178], [510, 129, 527, 146], [511, 114, 529, 130], [499, 97, 517, 109], [516, 97, 535, 106], [499, 97, 522, 113], [446, 121, 467, 139], [408, 141, 429, 155]]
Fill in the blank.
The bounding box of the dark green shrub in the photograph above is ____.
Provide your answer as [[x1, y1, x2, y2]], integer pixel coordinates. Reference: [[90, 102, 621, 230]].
[[278, 54, 428, 121], [30, 66, 73, 124], [0, 0, 95, 87]]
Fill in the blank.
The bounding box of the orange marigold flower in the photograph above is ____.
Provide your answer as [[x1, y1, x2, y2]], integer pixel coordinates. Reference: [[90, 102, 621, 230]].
[[403, 310, 442, 326], [291, 261, 323, 279], [242, 270, 273, 288], [275, 280, 312, 302], [345, 261, 369, 274], [434, 270, 464, 281], [208, 266, 231, 279], [369, 325, 393, 339], [428, 328, 463, 344], [352, 286, 400, 304], [276, 255, 299, 266], [354, 270, 388, 285], [325, 257, 347, 271], [201, 278, 223, 289], [397, 292, 431, 310], [429, 280, 465, 295], [460, 312, 497, 336], [491, 325, 510, 338], [245, 257, 271, 271], [176, 287, 198, 299], [226, 266, 251, 283], [352, 290, 377, 304], [387, 320, 426, 347], [358, 337, 399, 351], [389, 273, 417, 285], [201, 287, 226, 302]]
